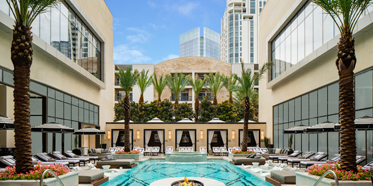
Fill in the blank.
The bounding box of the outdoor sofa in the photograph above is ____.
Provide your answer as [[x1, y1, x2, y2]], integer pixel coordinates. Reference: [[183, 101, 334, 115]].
[[78, 170, 108, 186], [88, 148, 111, 158], [265, 171, 296, 186], [231, 153, 266, 165], [96, 155, 136, 168], [261, 148, 289, 160]]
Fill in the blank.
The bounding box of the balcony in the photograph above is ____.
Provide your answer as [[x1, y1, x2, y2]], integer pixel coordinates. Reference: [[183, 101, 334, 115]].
[[115, 79, 120, 86], [115, 95, 133, 102], [170, 95, 192, 102], [198, 95, 214, 101]]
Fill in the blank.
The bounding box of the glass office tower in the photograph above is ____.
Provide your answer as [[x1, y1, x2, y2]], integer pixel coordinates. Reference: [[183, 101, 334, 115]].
[[179, 27, 220, 60], [221, 0, 266, 64]]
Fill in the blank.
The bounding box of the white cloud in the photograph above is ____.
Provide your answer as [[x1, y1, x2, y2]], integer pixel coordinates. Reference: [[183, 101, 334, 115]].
[[126, 27, 151, 43], [147, 1, 156, 8], [177, 2, 199, 16], [162, 54, 179, 61], [113, 45, 152, 64]]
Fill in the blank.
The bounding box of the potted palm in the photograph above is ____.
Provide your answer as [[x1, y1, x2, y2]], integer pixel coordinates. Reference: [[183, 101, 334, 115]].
[[101, 143, 107, 149], [288, 134, 293, 155]]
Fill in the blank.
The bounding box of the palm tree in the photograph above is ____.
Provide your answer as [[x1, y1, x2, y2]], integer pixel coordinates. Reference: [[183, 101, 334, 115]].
[[312, 0, 371, 172], [6, 0, 58, 173], [137, 70, 153, 104], [152, 73, 167, 105], [117, 67, 139, 152], [204, 72, 224, 105], [166, 73, 191, 109], [189, 77, 206, 122], [223, 74, 237, 104], [234, 61, 271, 151]]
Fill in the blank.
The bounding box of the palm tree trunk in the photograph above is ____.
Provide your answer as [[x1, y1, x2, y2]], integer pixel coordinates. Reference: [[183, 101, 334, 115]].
[[12, 24, 33, 173], [174, 99, 178, 121], [213, 96, 217, 105], [241, 97, 250, 151], [157, 97, 161, 107], [139, 94, 144, 105], [338, 29, 356, 172], [123, 95, 131, 152], [229, 92, 233, 104], [195, 97, 199, 122]]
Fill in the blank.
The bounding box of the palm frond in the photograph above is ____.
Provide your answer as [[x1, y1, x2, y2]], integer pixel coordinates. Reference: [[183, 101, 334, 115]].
[[166, 73, 191, 98], [117, 67, 139, 95], [204, 72, 224, 97], [153, 73, 167, 98], [137, 70, 153, 94], [311, 0, 371, 33], [190, 77, 206, 96], [222, 74, 237, 93], [6, 0, 59, 26]]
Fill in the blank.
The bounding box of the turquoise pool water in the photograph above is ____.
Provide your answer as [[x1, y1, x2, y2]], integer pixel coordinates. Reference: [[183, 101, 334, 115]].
[[101, 160, 273, 186]]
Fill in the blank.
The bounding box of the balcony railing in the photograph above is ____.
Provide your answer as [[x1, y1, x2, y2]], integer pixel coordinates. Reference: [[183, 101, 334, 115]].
[[115, 95, 133, 102], [115, 80, 120, 86], [198, 95, 214, 101], [171, 96, 192, 102]]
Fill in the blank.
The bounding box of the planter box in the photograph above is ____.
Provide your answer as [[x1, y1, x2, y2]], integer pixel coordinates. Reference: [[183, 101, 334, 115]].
[[0, 171, 79, 186], [296, 172, 372, 186], [113, 153, 143, 160], [228, 154, 249, 158]]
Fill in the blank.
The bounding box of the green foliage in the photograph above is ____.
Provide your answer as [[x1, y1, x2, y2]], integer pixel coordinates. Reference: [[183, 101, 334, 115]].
[[289, 134, 293, 149], [311, 0, 371, 33], [175, 103, 195, 121], [264, 137, 269, 148], [235, 102, 244, 121], [204, 72, 224, 99], [166, 73, 191, 101], [153, 73, 167, 100], [215, 101, 237, 122], [6, 0, 59, 26], [157, 99, 173, 122], [189, 77, 206, 96], [117, 67, 139, 95], [199, 96, 215, 122], [114, 99, 125, 121], [137, 70, 153, 95]]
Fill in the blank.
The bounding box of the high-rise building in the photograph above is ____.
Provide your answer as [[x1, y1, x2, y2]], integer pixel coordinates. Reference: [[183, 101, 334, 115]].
[[179, 27, 220, 60], [221, 0, 266, 64]]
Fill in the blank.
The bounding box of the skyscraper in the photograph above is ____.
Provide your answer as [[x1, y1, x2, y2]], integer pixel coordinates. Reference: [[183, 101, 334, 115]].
[[221, 0, 266, 64], [179, 27, 220, 60]]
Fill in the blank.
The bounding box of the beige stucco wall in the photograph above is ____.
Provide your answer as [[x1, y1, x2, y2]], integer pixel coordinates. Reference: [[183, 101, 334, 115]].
[[258, 0, 373, 144], [105, 123, 267, 150], [154, 57, 232, 103], [0, 0, 113, 147]]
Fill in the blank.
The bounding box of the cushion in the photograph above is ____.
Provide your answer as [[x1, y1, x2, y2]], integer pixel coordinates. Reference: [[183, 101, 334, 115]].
[[88, 149, 93, 154], [95, 149, 102, 154], [73, 155, 79, 158], [78, 170, 104, 183], [310, 158, 317, 161], [275, 149, 281, 154], [232, 157, 266, 163], [298, 156, 305, 159], [97, 159, 135, 166], [254, 156, 262, 159], [271, 171, 296, 184], [106, 155, 116, 160]]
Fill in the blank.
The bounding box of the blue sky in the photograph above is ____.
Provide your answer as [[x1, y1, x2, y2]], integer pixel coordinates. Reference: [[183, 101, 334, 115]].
[[105, 0, 226, 65]]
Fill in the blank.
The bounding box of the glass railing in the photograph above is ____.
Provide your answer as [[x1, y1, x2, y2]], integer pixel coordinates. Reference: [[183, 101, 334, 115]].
[[115, 95, 133, 102], [198, 95, 214, 101]]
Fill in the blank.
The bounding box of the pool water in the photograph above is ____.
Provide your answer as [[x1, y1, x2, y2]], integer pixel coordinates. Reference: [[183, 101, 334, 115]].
[[101, 160, 273, 186]]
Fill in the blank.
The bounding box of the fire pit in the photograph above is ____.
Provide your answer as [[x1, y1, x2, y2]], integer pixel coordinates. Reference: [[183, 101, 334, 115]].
[[171, 180, 204, 186]]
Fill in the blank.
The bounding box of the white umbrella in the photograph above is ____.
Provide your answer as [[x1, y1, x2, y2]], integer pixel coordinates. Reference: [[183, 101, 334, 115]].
[[115, 120, 134, 123], [208, 118, 225, 123], [238, 119, 256, 123], [177, 118, 194, 123], [74, 127, 105, 149], [147, 117, 164, 123]]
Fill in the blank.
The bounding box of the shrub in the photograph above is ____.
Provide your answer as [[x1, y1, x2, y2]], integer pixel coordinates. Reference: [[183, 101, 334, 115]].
[[199, 96, 215, 122], [307, 162, 371, 181], [231, 150, 255, 154], [115, 149, 141, 154], [175, 103, 195, 121], [158, 99, 173, 122], [0, 163, 69, 180], [215, 101, 237, 122]]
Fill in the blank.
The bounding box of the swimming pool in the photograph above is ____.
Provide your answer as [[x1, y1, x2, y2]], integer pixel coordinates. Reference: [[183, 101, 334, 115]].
[[101, 160, 273, 186]]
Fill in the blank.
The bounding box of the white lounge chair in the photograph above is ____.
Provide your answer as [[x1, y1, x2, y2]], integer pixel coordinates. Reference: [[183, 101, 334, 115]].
[[199, 147, 207, 153], [166, 146, 173, 154], [212, 147, 221, 156], [220, 147, 229, 156], [179, 147, 186, 152]]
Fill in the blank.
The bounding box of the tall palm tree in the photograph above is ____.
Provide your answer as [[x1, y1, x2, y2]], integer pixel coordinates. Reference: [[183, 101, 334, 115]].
[[166, 73, 191, 109], [234, 61, 271, 151], [6, 0, 58, 173], [204, 72, 224, 105], [117, 67, 139, 152], [223, 74, 237, 104], [189, 77, 206, 122], [137, 70, 153, 104], [312, 0, 371, 172], [152, 73, 167, 105]]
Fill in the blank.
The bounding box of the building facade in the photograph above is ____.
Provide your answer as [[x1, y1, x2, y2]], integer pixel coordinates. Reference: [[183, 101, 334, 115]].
[[259, 0, 373, 161], [0, 0, 113, 153], [220, 0, 266, 64], [179, 28, 220, 60]]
